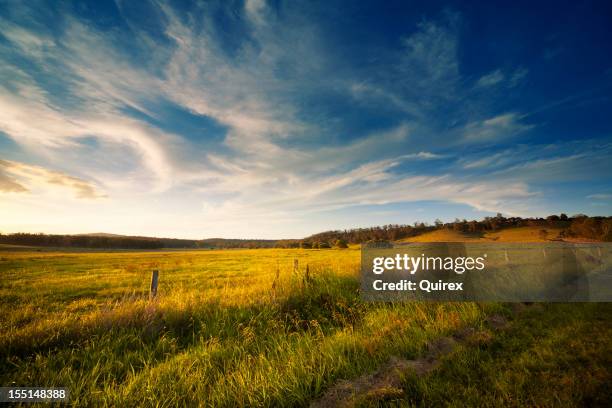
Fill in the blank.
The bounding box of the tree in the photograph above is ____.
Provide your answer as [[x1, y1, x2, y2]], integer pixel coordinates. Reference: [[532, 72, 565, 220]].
[[334, 239, 348, 249], [468, 220, 479, 233]]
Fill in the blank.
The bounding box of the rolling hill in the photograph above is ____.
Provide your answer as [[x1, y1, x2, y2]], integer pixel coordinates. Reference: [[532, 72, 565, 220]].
[[399, 226, 566, 243]]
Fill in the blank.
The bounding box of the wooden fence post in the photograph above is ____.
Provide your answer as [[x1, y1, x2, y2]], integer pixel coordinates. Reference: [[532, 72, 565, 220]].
[[150, 270, 159, 298]]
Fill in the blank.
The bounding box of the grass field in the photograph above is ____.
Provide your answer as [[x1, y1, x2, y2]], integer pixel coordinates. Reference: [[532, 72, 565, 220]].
[[397, 302, 611, 407], [1, 247, 610, 406]]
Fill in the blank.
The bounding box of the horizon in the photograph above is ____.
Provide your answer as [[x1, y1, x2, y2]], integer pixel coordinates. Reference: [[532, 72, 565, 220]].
[[1, 1, 612, 239], [2, 212, 606, 242]]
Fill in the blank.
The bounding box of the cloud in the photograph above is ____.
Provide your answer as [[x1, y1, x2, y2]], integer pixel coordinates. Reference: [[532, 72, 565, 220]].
[[0, 16, 187, 191], [159, 2, 313, 158], [587, 193, 612, 200], [408, 151, 446, 159], [475, 67, 527, 89], [476, 69, 505, 87], [462, 152, 506, 169], [463, 113, 533, 142], [395, 14, 461, 104], [0, 170, 28, 193], [465, 140, 612, 185], [509, 67, 528, 87], [245, 0, 267, 26], [0, 159, 105, 199], [0, 3, 587, 237], [0, 84, 181, 191]]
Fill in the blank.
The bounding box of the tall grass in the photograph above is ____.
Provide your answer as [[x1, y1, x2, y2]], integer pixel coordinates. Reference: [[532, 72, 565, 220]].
[[0, 248, 498, 406]]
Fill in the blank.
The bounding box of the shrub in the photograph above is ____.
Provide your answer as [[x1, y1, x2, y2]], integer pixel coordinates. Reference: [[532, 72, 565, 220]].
[[334, 239, 348, 249]]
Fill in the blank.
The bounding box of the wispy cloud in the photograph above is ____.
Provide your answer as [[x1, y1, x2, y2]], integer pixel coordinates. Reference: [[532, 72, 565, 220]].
[[0, 170, 28, 193], [476, 69, 505, 87], [475, 67, 527, 89], [463, 113, 533, 142], [0, 159, 105, 199], [509, 67, 528, 87], [0, 1, 607, 237], [587, 193, 612, 200]]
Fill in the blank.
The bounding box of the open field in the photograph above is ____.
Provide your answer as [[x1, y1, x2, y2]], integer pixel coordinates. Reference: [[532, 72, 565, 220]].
[[1, 248, 610, 406]]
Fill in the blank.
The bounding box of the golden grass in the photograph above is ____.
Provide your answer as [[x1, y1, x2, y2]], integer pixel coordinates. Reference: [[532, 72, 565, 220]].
[[400, 229, 486, 242], [0, 247, 497, 406], [400, 226, 566, 243], [2, 236, 606, 406], [485, 226, 564, 242]]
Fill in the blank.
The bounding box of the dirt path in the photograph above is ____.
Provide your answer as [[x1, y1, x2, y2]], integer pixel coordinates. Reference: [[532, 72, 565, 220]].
[[311, 313, 511, 408]]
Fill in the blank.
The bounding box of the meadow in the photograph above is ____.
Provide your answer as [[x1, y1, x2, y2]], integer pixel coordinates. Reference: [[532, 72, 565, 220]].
[[0, 246, 610, 406]]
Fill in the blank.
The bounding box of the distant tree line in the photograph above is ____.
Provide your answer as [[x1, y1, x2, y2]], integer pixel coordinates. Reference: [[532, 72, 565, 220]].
[[565, 215, 612, 241], [289, 213, 612, 247], [294, 222, 436, 248], [0, 233, 282, 250], [1, 214, 610, 250], [198, 238, 279, 249], [0, 233, 167, 249], [440, 213, 611, 241]]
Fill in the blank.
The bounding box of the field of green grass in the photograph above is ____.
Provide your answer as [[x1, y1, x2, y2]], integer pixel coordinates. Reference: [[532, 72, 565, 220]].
[[397, 302, 611, 407], [1, 248, 610, 406]]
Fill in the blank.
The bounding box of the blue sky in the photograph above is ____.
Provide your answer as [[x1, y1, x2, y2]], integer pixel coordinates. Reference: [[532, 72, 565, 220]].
[[0, 0, 611, 239]]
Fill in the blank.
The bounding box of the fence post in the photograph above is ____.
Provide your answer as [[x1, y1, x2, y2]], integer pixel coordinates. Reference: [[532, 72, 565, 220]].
[[150, 270, 159, 298]]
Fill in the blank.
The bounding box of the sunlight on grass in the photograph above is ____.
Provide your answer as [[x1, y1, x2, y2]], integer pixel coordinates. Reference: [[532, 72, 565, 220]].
[[0, 248, 498, 406]]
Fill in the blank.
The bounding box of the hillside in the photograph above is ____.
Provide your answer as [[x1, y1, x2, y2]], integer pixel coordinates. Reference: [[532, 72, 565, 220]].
[[302, 215, 612, 246], [399, 226, 566, 243], [399, 229, 486, 243], [484, 226, 565, 242]]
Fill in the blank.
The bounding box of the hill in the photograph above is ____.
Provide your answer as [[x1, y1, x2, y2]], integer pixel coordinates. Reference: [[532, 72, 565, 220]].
[[484, 226, 565, 242], [77, 233, 126, 237], [399, 226, 566, 243], [301, 214, 611, 246], [399, 229, 486, 242]]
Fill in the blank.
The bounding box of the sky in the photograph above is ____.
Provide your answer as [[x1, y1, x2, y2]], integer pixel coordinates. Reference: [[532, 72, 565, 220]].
[[0, 0, 611, 239]]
